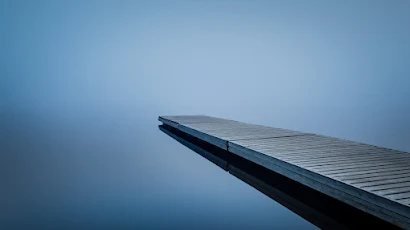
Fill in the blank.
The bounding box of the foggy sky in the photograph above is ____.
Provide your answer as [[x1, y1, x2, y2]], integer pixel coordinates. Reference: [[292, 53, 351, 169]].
[[2, 0, 410, 151]]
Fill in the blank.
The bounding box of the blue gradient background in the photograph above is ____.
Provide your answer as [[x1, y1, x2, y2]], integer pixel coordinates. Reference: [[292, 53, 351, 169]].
[[1, 0, 410, 229]]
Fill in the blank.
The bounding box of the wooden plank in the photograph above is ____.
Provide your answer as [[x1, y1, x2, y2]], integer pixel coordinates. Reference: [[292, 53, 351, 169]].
[[343, 172, 410, 185], [159, 115, 410, 229], [231, 137, 362, 149], [178, 124, 229, 150], [375, 188, 410, 197], [307, 160, 410, 175], [300, 156, 410, 168], [300, 157, 410, 171], [325, 166, 410, 177], [281, 151, 406, 165], [357, 178, 410, 189], [180, 122, 307, 145], [368, 184, 410, 197], [332, 169, 410, 181], [247, 143, 364, 152], [240, 144, 408, 167], [396, 197, 410, 205], [249, 150, 407, 169], [263, 148, 404, 164], [158, 116, 179, 129], [386, 192, 410, 201]]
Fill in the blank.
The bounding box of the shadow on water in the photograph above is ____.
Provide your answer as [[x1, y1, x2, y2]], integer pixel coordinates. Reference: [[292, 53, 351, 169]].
[[159, 124, 401, 230]]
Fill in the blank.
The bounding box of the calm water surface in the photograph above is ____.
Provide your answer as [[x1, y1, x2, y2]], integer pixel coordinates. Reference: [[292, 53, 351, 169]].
[[3, 110, 317, 229]]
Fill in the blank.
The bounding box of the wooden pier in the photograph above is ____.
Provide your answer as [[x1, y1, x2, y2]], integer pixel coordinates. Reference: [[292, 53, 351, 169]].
[[159, 115, 410, 229]]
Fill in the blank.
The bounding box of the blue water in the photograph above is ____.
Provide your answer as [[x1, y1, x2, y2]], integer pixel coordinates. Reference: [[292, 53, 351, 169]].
[[3, 110, 317, 229]]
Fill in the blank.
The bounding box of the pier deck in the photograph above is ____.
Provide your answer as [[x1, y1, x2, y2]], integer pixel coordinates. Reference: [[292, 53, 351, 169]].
[[159, 115, 410, 229]]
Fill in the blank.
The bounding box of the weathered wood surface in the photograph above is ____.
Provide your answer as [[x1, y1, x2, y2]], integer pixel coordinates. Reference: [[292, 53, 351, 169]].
[[159, 115, 410, 229]]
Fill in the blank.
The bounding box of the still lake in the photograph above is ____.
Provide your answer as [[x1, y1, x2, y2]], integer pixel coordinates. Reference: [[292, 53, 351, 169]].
[[3, 110, 318, 229]]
